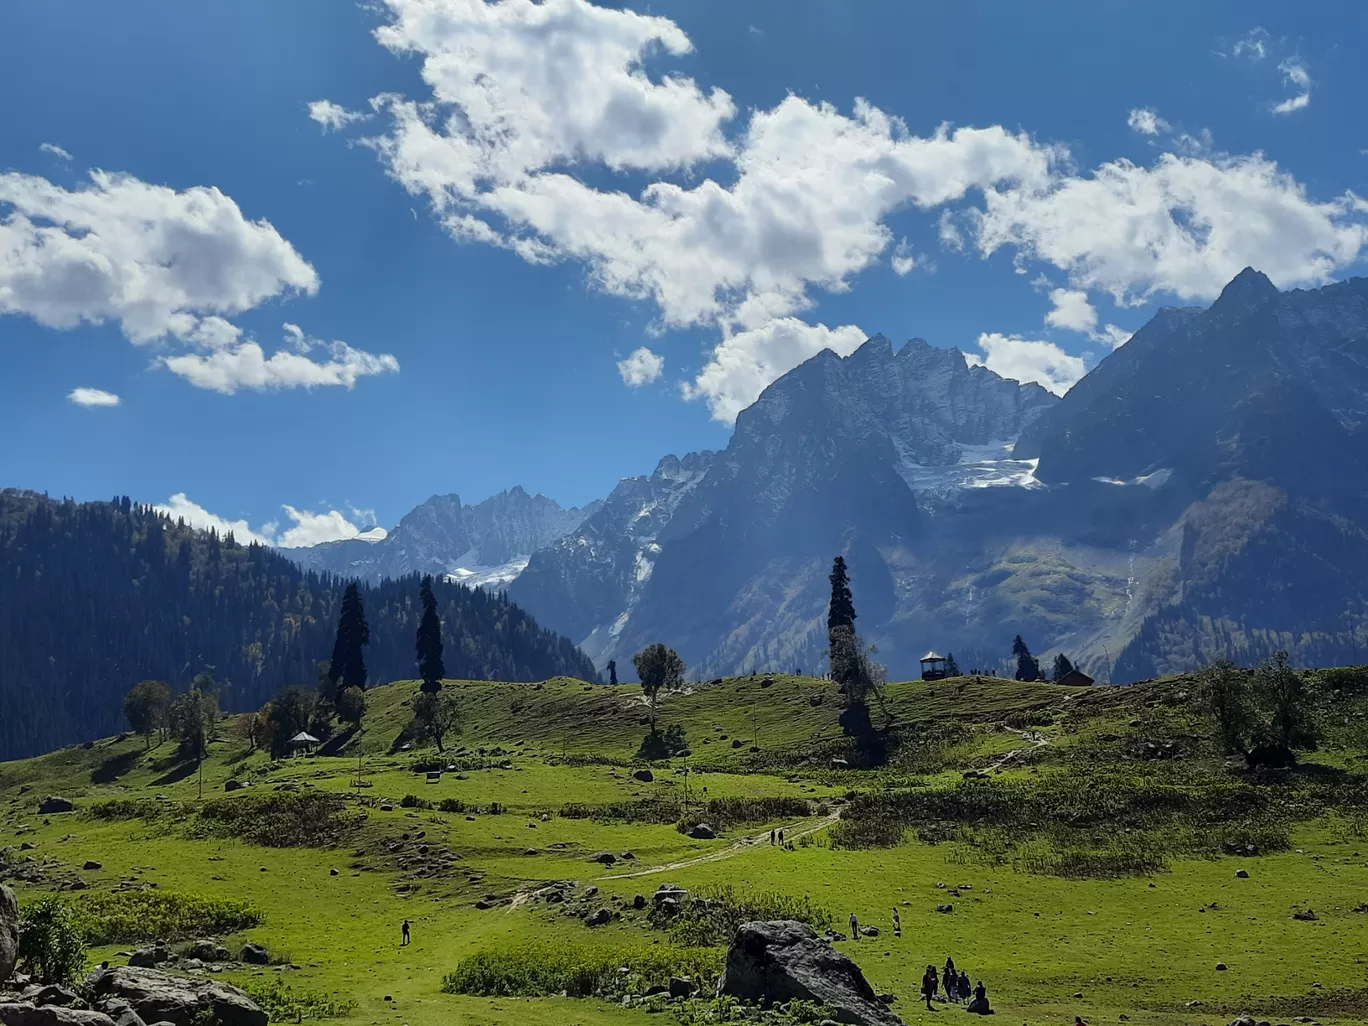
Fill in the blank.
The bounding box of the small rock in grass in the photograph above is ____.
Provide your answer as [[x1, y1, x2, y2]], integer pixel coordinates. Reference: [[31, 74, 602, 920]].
[[1236, 869, 1250, 878], [936, 904, 953, 913], [1215, 962, 1228, 971]]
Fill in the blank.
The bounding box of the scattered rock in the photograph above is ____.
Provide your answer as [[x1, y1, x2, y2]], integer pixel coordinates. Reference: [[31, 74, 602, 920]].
[[523, 848, 539, 856], [223, 781, 243, 793], [1235, 869, 1250, 879], [86, 967, 266, 1026], [620, 851, 636, 861], [1, 885, 18, 985], [239, 944, 269, 966], [184, 943, 229, 964], [732, 740, 743, 749], [1215, 963, 1228, 971], [83, 862, 102, 872], [127, 947, 172, 970], [935, 904, 954, 914], [590, 852, 617, 865], [93, 998, 145, 1026], [632, 895, 646, 910], [329, 868, 339, 876], [1292, 909, 1318, 921], [716, 921, 903, 1026], [859, 926, 880, 938], [0, 1005, 115, 1026], [584, 908, 612, 928], [688, 823, 716, 840], [37, 798, 74, 815], [632, 770, 654, 783], [18, 986, 84, 1009], [669, 977, 697, 999]]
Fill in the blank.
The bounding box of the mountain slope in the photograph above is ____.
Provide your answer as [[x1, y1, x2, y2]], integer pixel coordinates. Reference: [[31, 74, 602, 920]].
[[287, 487, 600, 586], [0, 490, 597, 760]]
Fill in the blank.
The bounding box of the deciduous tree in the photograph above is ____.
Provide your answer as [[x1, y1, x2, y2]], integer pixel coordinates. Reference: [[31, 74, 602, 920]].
[[632, 643, 684, 729]]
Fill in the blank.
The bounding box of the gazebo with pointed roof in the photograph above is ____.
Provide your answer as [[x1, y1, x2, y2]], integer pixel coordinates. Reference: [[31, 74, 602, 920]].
[[920, 650, 947, 681]]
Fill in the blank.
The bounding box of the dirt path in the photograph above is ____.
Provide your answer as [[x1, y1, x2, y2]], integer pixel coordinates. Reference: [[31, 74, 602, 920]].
[[597, 809, 843, 882], [984, 728, 1051, 772]]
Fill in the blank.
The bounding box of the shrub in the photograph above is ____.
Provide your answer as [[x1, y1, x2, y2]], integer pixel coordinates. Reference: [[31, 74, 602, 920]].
[[658, 886, 832, 947], [400, 794, 431, 809], [241, 979, 356, 1020], [18, 897, 87, 985], [442, 941, 721, 998], [676, 797, 812, 834], [68, 891, 262, 945], [187, 792, 363, 848]]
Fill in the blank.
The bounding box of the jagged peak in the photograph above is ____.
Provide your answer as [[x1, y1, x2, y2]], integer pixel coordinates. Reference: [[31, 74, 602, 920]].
[[1213, 267, 1278, 309], [849, 333, 893, 359]]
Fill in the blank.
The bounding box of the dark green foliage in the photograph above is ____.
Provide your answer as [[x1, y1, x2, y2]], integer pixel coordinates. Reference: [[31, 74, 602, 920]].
[[336, 686, 366, 729], [67, 891, 261, 944], [123, 680, 171, 746], [17, 897, 87, 985], [442, 941, 721, 999], [0, 490, 597, 759], [328, 584, 370, 696], [826, 556, 855, 633], [266, 686, 316, 757], [632, 643, 684, 728], [1197, 659, 1255, 755], [189, 792, 363, 848], [416, 575, 445, 693], [1013, 635, 1041, 681], [241, 979, 356, 1021], [1051, 653, 1075, 682], [655, 885, 832, 947], [411, 690, 461, 752], [1197, 653, 1320, 759], [636, 723, 688, 759], [168, 687, 218, 762], [945, 652, 961, 677]]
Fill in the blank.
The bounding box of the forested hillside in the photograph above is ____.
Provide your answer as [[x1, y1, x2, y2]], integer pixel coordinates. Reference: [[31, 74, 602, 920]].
[[0, 490, 597, 759]]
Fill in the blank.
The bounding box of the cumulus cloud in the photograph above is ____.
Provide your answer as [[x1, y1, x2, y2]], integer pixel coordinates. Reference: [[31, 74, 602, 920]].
[[154, 494, 387, 548], [308, 100, 370, 132], [66, 387, 121, 407], [683, 318, 867, 422], [1126, 108, 1169, 136], [39, 142, 73, 161], [0, 169, 318, 343], [162, 322, 399, 395], [1272, 58, 1311, 115], [1044, 288, 1098, 333], [965, 333, 1087, 396], [616, 346, 664, 386], [890, 238, 918, 276]]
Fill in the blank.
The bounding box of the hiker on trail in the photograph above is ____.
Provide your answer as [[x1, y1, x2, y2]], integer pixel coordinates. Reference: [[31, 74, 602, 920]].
[[942, 964, 957, 1002], [891, 908, 901, 937], [778, 828, 785, 845], [401, 919, 411, 945], [770, 828, 776, 845], [921, 965, 939, 1010], [967, 980, 993, 1015], [958, 970, 972, 1002], [849, 912, 859, 939]]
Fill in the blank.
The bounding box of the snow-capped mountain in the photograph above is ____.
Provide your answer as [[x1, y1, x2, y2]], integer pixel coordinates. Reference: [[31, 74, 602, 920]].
[[286, 487, 600, 586]]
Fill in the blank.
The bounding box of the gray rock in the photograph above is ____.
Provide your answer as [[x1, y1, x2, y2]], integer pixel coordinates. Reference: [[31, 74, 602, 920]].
[[632, 770, 654, 783], [717, 920, 903, 1026], [126, 948, 171, 970], [583, 908, 612, 928], [0, 886, 18, 985], [590, 852, 617, 865], [17, 988, 83, 1010], [85, 967, 266, 1026], [238, 944, 269, 966], [687, 823, 716, 840], [1235, 869, 1250, 878], [184, 943, 229, 965], [0, 1005, 115, 1026], [37, 798, 73, 815], [935, 904, 954, 913], [669, 977, 697, 999], [92, 1000, 144, 1026]]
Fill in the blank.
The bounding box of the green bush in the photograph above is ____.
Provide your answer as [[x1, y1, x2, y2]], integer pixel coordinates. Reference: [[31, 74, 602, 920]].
[[188, 792, 363, 848], [18, 897, 87, 985], [68, 891, 262, 944], [241, 978, 357, 1019], [442, 941, 721, 998], [658, 885, 832, 947]]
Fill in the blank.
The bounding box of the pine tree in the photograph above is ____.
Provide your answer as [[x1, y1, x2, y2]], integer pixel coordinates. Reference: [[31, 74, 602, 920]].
[[1051, 653, 1075, 682], [328, 583, 370, 697], [607, 659, 618, 687], [945, 652, 961, 677], [1013, 635, 1041, 682], [827, 556, 862, 695], [416, 575, 445, 694], [827, 556, 856, 633]]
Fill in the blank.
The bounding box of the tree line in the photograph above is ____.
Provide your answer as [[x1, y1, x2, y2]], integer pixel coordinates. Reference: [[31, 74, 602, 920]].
[[0, 489, 597, 759]]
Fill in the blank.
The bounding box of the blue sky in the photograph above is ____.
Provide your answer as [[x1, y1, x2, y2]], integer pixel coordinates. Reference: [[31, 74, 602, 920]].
[[2, 0, 1365, 546]]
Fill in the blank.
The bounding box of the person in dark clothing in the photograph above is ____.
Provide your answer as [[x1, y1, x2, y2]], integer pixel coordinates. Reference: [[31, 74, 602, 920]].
[[967, 980, 993, 1015], [891, 908, 901, 937], [943, 964, 957, 1002], [778, 829, 785, 844], [958, 970, 972, 1002], [770, 829, 776, 845], [921, 966, 939, 1010], [401, 919, 411, 946]]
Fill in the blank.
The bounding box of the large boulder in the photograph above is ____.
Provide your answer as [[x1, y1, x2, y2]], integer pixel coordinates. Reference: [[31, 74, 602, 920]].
[[0, 885, 18, 985], [37, 798, 74, 815], [0, 1006, 115, 1026], [716, 921, 903, 1026], [85, 968, 265, 1026]]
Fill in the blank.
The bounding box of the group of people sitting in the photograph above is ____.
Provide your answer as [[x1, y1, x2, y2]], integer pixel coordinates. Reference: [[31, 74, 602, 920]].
[[921, 957, 992, 1015]]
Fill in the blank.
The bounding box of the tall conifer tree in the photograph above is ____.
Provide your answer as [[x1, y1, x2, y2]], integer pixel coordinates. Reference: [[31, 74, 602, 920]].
[[329, 583, 370, 696], [416, 575, 445, 694]]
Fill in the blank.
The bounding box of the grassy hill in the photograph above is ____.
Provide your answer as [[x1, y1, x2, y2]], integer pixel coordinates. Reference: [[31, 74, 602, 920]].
[[4, 671, 1368, 1026]]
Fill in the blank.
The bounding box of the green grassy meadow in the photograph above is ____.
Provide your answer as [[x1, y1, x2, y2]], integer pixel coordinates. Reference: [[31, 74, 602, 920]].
[[4, 672, 1368, 1026]]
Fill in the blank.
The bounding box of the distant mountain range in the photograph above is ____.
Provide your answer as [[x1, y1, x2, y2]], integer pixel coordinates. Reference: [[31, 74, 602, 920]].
[[285, 268, 1368, 683]]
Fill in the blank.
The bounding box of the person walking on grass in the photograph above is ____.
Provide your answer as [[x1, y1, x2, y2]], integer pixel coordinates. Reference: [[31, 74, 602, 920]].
[[401, 919, 411, 946], [921, 965, 939, 1010], [891, 908, 901, 937], [770, 828, 776, 845], [958, 969, 972, 1003], [778, 828, 785, 845], [849, 912, 859, 939]]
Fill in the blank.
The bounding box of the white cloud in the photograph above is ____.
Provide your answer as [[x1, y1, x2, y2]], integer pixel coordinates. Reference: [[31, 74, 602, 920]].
[[0, 169, 318, 343], [39, 142, 73, 161], [970, 152, 1368, 306], [1044, 288, 1097, 333], [1095, 323, 1132, 349], [616, 346, 664, 386], [66, 387, 121, 407], [1272, 58, 1311, 115], [276, 505, 388, 548], [965, 333, 1087, 396], [683, 318, 867, 422], [890, 238, 917, 275], [154, 493, 274, 546], [308, 100, 370, 132], [1232, 27, 1270, 62], [1126, 108, 1169, 136], [153, 494, 387, 548], [162, 322, 399, 394]]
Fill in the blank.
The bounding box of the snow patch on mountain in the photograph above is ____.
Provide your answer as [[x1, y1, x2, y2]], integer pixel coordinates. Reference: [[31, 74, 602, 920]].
[[896, 439, 1044, 493]]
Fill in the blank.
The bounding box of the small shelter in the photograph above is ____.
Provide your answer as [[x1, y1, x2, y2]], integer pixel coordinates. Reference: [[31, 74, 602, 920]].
[[1058, 668, 1095, 688], [920, 650, 948, 681], [287, 730, 320, 757]]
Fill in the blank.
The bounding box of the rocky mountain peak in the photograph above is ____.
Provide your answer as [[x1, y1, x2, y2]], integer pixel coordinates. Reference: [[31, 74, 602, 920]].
[[1213, 266, 1278, 309]]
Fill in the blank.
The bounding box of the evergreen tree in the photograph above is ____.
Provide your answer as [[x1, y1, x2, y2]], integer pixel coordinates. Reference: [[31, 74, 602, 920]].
[[827, 556, 856, 632], [827, 556, 861, 694], [632, 643, 685, 729], [607, 659, 618, 687], [945, 652, 961, 677], [1051, 653, 1075, 682], [123, 679, 171, 747], [328, 583, 370, 697], [416, 575, 445, 694], [1012, 635, 1041, 681]]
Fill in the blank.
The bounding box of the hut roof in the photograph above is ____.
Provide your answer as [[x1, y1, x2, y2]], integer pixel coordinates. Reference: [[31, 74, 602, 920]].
[[920, 651, 945, 662], [289, 731, 320, 744]]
